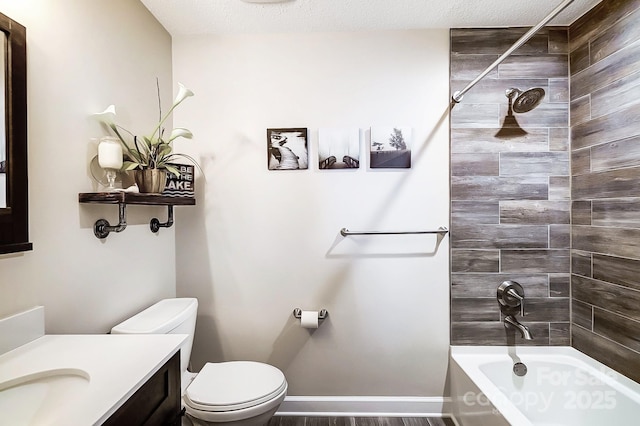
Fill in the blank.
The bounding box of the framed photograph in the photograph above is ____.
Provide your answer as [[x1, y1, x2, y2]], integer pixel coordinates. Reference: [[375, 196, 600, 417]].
[[318, 128, 360, 169], [267, 128, 308, 170], [370, 127, 412, 169]]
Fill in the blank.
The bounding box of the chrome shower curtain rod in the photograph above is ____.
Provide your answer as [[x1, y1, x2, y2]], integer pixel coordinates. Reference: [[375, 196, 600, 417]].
[[451, 0, 575, 105]]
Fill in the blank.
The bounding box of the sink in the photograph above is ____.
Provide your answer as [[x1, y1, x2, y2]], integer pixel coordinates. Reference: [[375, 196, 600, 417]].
[[0, 368, 90, 425]]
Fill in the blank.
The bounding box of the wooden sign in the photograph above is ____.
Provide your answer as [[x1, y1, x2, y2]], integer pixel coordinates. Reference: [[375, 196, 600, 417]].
[[163, 164, 195, 197]]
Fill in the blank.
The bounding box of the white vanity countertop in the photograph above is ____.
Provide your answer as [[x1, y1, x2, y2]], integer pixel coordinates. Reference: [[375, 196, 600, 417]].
[[0, 334, 186, 425]]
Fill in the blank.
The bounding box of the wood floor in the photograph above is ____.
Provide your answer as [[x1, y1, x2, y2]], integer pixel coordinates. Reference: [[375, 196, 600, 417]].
[[267, 417, 457, 426]]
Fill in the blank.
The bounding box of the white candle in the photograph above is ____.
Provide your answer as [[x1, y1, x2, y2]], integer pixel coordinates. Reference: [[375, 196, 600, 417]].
[[98, 137, 123, 170]]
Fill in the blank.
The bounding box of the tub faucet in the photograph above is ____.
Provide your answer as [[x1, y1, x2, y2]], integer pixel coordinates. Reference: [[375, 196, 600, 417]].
[[497, 280, 534, 340], [504, 315, 533, 340]]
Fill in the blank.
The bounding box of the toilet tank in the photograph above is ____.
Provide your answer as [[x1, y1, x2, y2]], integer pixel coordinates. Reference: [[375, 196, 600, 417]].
[[111, 298, 198, 375]]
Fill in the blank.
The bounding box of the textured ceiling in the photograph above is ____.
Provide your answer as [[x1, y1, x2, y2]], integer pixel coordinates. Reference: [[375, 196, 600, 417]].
[[140, 0, 603, 36]]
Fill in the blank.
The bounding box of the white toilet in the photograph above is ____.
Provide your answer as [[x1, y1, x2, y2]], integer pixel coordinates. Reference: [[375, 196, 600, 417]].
[[111, 298, 287, 426]]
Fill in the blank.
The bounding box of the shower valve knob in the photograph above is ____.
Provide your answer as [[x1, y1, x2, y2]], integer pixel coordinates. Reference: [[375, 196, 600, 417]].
[[497, 280, 525, 316]]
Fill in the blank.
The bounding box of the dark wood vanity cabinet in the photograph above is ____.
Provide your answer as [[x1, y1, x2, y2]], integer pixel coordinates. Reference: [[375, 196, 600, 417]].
[[103, 350, 182, 426]]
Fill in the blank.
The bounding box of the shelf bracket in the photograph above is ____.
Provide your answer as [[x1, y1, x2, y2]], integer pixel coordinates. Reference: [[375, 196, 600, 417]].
[[94, 203, 127, 239], [150, 205, 174, 233]]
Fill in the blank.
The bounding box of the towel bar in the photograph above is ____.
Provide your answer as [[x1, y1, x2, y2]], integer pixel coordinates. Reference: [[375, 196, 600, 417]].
[[340, 226, 448, 237]]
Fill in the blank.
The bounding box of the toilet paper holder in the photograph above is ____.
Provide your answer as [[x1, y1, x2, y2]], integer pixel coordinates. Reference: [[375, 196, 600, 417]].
[[293, 308, 328, 321]]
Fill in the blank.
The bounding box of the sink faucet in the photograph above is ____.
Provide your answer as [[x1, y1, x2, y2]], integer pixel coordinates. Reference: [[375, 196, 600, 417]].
[[504, 315, 533, 340], [497, 280, 534, 340]]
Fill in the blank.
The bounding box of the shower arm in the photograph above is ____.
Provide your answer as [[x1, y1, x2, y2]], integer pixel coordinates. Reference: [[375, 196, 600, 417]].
[[451, 0, 574, 105]]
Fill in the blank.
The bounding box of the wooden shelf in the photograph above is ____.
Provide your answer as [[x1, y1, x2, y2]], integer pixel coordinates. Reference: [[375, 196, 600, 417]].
[[78, 192, 196, 206], [78, 192, 196, 239]]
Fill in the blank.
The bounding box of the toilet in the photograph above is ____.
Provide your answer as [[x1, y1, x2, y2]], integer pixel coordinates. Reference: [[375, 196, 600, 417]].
[[111, 298, 287, 426]]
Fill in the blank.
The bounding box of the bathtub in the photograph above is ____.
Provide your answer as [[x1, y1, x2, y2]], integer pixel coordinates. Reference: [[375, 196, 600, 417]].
[[449, 346, 640, 426]]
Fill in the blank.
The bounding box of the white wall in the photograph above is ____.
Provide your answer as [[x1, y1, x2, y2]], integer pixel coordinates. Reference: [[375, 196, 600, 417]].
[[0, 0, 176, 332], [173, 30, 451, 396]]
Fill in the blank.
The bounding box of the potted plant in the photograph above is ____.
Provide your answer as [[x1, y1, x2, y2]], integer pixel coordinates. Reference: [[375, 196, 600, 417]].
[[94, 81, 201, 193]]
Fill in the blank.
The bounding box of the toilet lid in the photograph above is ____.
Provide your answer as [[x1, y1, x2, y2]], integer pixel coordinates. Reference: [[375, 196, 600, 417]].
[[184, 361, 287, 412]]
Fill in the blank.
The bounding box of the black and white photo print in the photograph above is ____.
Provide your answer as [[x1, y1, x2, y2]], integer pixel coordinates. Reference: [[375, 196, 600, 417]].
[[267, 128, 308, 170], [318, 127, 360, 169], [370, 127, 412, 169]]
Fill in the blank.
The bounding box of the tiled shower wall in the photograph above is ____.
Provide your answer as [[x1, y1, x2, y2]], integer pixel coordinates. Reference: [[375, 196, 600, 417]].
[[569, 0, 640, 383], [449, 28, 571, 345]]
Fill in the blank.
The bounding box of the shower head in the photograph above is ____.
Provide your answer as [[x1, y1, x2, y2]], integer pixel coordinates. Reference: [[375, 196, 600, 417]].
[[506, 87, 546, 113]]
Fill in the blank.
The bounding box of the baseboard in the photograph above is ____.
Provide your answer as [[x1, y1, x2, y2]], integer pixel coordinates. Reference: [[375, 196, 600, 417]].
[[276, 396, 451, 417]]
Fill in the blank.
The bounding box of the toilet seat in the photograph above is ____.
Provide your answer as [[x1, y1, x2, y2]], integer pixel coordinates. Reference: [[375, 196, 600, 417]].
[[184, 361, 287, 415]]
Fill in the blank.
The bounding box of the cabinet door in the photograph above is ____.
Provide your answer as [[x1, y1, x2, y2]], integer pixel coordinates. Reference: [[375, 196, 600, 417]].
[[103, 350, 181, 426]]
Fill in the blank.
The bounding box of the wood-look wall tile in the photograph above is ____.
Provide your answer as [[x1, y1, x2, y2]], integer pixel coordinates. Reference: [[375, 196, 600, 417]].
[[590, 7, 640, 65], [451, 201, 499, 225], [550, 274, 570, 297], [501, 249, 570, 273], [550, 224, 570, 248], [548, 28, 569, 54], [451, 249, 500, 273], [570, 95, 591, 126], [592, 198, 640, 227], [451, 321, 550, 346], [500, 200, 570, 224], [569, 42, 590, 75], [521, 297, 570, 322], [572, 167, 640, 200], [451, 25, 572, 348], [451, 29, 548, 55], [571, 249, 592, 278], [451, 78, 548, 104], [500, 103, 568, 128], [594, 307, 640, 353], [451, 153, 499, 176], [451, 128, 549, 153], [573, 225, 640, 259], [592, 253, 640, 292], [549, 128, 569, 152], [451, 104, 500, 128], [571, 200, 592, 225], [572, 324, 640, 384], [549, 176, 570, 200], [550, 323, 571, 345], [498, 56, 568, 79], [569, 0, 640, 53], [571, 39, 640, 100], [570, 148, 590, 176], [572, 102, 640, 150], [451, 176, 549, 200], [450, 53, 500, 80], [451, 224, 549, 249], [591, 69, 640, 119], [572, 274, 640, 321], [572, 298, 593, 330], [590, 135, 640, 171], [500, 152, 569, 177], [451, 298, 500, 322], [549, 78, 569, 102], [451, 273, 549, 298]]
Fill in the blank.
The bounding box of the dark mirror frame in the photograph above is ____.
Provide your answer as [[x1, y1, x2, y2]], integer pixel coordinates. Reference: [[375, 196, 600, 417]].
[[0, 12, 30, 255]]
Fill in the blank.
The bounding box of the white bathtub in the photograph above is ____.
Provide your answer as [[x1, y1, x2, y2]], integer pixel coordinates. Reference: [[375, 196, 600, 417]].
[[449, 346, 640, 426]]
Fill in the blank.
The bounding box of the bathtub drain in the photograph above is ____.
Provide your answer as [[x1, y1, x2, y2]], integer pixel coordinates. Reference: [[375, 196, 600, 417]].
[[513, 362, 528, 376]]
